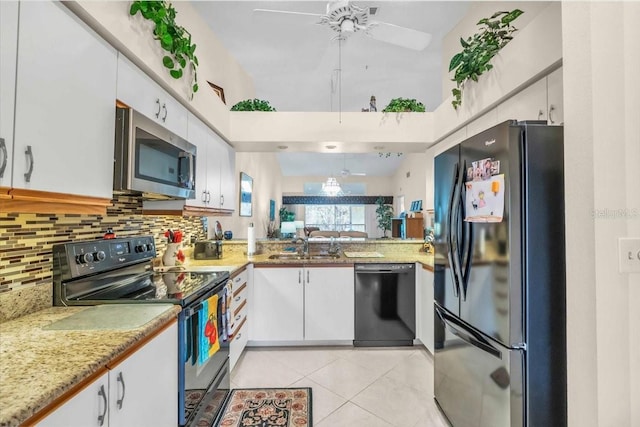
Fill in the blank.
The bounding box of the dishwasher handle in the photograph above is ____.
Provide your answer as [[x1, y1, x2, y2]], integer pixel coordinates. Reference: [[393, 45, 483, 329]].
[[355, 264, 415, 272]]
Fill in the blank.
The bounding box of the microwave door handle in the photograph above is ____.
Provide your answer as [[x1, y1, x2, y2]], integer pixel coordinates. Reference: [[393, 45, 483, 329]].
[[187, 152, 195, 190]]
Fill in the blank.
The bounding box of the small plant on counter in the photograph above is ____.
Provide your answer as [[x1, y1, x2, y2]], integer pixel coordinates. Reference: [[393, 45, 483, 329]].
[[449, 9, 524, 110], [129, 1, 199, 98], [375, 197, 393, 238], [382, 98, 426, 113], [231, 99, 277, 112]]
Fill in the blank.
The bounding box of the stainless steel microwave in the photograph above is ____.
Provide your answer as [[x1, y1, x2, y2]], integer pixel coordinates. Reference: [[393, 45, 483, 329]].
[[114, 107, 196, 199]]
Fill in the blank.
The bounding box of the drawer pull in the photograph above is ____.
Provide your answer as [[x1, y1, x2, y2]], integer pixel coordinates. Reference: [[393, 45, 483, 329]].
[[235, 296, 241, 302], [234, 277, 241, 283], [235, 314, 241, 321], [235, 333, 242, 340]]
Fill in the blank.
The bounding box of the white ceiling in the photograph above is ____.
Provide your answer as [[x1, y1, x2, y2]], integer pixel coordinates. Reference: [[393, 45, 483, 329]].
[[192, 0, 469, 176], [277, 152, 405, 176]]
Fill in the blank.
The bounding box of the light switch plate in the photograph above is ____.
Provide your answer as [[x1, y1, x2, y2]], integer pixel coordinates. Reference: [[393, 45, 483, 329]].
[[618, 238, 640, 273]]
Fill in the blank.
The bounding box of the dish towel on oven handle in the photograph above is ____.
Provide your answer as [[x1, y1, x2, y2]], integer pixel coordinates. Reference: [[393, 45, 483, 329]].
[[198, 294, 220, 366]]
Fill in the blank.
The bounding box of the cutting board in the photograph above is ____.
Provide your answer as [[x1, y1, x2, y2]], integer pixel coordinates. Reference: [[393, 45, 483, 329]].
[[42, 304, 174, 330], [342, 251, 385, 258]]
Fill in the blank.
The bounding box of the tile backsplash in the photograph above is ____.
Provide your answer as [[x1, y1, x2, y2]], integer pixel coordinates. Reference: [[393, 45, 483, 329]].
[[0, 194, 207, 294]]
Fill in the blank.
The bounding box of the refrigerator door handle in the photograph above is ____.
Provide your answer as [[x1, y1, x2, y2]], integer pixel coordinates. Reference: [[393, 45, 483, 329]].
[[458, 160, 474, 299], [450, 163, 465, 298], [437, 306, 502, 359], [447, 164, 461, 297]]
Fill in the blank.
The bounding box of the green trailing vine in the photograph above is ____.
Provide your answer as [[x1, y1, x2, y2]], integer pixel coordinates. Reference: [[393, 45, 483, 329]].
[[129, 1, 199, 97], [382, 98, 426, 113], [449, 9, 524, 110], [230, 99, 277, 112]]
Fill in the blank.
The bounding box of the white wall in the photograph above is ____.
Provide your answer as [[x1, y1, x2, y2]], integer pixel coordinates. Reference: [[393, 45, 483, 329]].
[[562, 3, 640, 426], [391, 153, 428, 215], [209, 152, 282, 239]]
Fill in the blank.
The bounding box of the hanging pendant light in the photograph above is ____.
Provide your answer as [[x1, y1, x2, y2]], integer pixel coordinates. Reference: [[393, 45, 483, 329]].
[[322, 177, 343, 196]]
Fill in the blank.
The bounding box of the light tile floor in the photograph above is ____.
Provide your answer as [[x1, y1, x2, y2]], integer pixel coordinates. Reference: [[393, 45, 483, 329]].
[[230, 346, 451, 427]]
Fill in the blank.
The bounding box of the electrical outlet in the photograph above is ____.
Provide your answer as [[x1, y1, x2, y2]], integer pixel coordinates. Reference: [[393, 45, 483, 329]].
[[618, 238, 640, 273]]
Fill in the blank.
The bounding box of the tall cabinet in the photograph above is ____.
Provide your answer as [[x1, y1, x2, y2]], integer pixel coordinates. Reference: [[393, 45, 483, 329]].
[[0, 1, 18, 194]]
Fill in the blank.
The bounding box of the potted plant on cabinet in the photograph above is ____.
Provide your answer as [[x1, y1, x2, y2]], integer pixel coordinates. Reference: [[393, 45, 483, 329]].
[[382, 98, 426, 113], [449, 9, 524, 109], [231, 99, 277, 111]]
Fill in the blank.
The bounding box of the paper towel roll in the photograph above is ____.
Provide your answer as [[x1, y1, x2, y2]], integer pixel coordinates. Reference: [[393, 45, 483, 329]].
[[247, 223, 256, 256]]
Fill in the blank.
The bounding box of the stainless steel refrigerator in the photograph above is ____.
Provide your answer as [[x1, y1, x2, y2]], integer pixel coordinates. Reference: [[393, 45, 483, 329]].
[[433, 121, 566, 427]]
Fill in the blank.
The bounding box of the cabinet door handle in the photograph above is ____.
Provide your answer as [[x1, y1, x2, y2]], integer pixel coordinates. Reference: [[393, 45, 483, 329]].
[[220, 194, 224, 206], [0, 138, 7, 178], [116, 371, 126, 409], [202, 190, 207, 203], [537, 109, 544, 120], [548, 105, 556, 124], [24, 145, 34, 183], [161, 103, 168, 122], [97, 384, 107, 426], [235, 332, 242, 340], [155, 98, 161, 118], [235, 296, 241, 302], [235, 314, 241, 321], [298, 270, 301, 284], [207, 191, 212, 203], [234, 276, 241, 283], [307, 270, 309, 283]]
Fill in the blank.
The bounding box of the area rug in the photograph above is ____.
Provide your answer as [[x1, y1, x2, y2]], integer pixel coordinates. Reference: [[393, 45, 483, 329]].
[[215, 388, 312, 427]]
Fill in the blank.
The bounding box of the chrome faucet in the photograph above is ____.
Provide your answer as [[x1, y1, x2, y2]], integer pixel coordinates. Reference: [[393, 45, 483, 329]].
[[294, 237, 309, 256]]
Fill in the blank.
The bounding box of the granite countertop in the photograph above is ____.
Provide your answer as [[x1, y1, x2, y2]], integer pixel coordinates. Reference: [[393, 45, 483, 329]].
[[184, 251, 434, 271], [0, 304, 180, 427]]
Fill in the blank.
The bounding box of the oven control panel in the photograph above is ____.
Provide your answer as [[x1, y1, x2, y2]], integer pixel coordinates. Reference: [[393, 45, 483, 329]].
[[53, 236, 156, 280]]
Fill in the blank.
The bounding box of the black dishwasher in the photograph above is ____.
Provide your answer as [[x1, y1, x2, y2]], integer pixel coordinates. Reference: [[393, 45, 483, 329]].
[[354, 263, 416, 346]]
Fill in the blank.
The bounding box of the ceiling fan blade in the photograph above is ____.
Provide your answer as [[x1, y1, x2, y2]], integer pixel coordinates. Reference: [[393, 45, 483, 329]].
[[365, 21, 432, 51], [253, 9, 326, 26]]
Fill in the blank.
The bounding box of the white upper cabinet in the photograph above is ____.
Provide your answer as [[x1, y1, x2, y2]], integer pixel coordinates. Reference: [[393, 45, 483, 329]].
[[116, 55, 188, 140], [546, 67, 564, 125], [11, 1, 117, 197], [212, 130, 236, 211], [0, 1, 18, 189], [143, 112, 235, 213], [496, 77, 548, 123]]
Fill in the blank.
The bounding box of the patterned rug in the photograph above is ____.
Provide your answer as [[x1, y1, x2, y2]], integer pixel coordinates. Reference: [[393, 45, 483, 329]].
[[216, 388, 312, 427]]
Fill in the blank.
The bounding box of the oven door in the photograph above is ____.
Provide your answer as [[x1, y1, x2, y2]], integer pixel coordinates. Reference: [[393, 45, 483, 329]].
[[179, 282, 230, 426], [115, 107, 196, 199]]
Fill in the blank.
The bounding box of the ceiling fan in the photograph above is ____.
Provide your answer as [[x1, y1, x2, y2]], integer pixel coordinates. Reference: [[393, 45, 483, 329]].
[[340, 154, 366, 177], [253, 0, 433, 51]]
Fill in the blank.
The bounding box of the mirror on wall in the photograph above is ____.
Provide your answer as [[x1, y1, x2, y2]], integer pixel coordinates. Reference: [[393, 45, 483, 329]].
[[239, 172, 253, 217]]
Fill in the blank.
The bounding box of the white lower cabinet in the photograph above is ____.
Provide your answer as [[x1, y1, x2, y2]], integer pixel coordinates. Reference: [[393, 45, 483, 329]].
[[304, 267, 354, 341], [251, 266, 354, 343], [37, 371, 110, 427], [252, 267, 304, 341], [37, 322, 178, 427], [417, 265, 435, 354]]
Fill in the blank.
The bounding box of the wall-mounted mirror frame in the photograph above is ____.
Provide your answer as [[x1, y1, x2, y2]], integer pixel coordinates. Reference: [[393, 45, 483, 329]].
[[239, 172, 253, 217]]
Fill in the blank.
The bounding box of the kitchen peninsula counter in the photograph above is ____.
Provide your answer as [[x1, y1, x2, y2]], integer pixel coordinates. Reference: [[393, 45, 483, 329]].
[[0, 305, 180, 427], [185, 239, 434, 271]]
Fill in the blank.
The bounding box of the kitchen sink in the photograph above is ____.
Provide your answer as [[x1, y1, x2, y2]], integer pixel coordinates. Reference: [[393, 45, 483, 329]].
[[268, 253, 341, 260]]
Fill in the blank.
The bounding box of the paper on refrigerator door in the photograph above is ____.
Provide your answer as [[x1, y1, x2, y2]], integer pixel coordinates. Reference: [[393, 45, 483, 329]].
[[464, 174, 505, 223]]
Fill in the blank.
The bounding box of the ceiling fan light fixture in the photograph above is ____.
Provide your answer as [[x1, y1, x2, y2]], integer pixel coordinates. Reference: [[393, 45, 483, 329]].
[[341, 18, 355, 33]]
